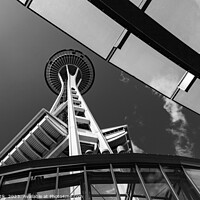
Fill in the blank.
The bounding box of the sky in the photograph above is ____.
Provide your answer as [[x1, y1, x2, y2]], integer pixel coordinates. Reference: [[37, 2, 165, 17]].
[[1, 0, 200, 159]]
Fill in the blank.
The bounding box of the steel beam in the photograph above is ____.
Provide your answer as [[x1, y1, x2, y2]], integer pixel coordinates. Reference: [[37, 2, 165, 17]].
[[88, 0, 200, 77]]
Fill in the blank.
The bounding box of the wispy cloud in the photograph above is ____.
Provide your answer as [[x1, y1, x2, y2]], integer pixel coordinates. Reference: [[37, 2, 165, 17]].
[[150, 77, 194, 157], [164, 99, 194, 157], [149, 75, 179, 97], [105, 187, 115, 194], [163, 98, 187, 125], [119, 71, 129, 83]]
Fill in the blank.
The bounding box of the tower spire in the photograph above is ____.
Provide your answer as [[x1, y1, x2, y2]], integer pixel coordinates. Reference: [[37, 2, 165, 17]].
[[45, 49, 112, 156]]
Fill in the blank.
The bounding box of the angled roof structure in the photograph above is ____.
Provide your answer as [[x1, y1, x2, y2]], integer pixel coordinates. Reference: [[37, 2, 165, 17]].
[[17, 0, 200, 115]]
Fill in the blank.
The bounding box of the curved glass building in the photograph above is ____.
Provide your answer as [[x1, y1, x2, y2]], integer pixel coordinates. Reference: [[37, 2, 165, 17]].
[[1, 154, 200, 199]]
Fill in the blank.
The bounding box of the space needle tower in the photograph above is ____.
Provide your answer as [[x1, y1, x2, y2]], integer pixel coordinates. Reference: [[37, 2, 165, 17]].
[[0, 49, 132, 166], [45, 49, 127, 156]]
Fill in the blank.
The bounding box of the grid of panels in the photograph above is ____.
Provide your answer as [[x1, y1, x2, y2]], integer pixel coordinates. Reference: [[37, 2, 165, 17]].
[[29, 0, 124, 59]]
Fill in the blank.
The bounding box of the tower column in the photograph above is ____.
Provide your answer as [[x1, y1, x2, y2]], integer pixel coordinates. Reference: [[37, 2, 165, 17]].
[[74, 82, 112, 154], [66, 65, 82, 156]]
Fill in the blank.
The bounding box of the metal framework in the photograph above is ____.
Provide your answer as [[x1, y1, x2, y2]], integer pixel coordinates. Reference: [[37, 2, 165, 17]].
[[0, 154, 200, 199], [88, 0, 200, 78]]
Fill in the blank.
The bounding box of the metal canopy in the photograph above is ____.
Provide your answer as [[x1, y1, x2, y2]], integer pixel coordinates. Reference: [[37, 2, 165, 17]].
[[88, 0, 200, 78]]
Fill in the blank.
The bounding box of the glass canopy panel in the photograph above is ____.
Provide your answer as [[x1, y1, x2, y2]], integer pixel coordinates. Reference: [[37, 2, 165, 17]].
[[86, 166, 117, 199], [28, 168, 57, 198], [113, 165, 147, 199], [1, 172, 29, 197], [30, 0, 124, 58], [146, 0, 200, 53], [139, 167, 177, 200], [110, 34, 186, 97], [174, 78, 200, 114], [163, 167, 200, 200], [184, 168, 200, 191]]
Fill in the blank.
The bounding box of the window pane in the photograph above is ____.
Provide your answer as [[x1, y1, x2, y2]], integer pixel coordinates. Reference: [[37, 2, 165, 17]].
[[185, 168, 200, 191], [110, 34, 185, 97], [58, 169, 84, 199], [163, 166, 200, 200], [1, 172, 29, 196], [28, 169, 57, 197], [113, 166, 147, 199], [174, 78, 200, 114], [146, 0, 200, 53], [86, 166, 117, 199], [59, 185, 82, 199], [139, 167, 177, 199], [30, 0, 124, 58]]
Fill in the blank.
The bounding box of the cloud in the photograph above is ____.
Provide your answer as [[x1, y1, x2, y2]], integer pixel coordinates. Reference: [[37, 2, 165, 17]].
[[119, 71, 129, 83], [163, 98, 194, 157], [166, 127, 194, 157], [149, 75, 179, 97], [131, 141, 144, 153], [105, 187, 115, 194], [163, 98, 187, 125], [150, 76, 194, 157]]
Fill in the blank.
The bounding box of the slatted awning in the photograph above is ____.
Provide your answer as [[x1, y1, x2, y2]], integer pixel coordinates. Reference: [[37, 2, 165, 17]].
[[0, 109, 68, 166]]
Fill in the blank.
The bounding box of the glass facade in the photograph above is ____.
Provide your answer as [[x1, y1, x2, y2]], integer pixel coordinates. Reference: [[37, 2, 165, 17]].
[[185, 168, 200, 191], [110, 34, 186, 98], [0, 154, 200, 199], [146, 0, 200, 53], [29, 0, 124, 59], [174, 78, 200, 114], [15, 0, 200, 114]]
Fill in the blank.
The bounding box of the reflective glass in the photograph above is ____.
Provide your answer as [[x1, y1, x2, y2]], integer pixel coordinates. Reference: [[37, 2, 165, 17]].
[[59, 185, 82, 199], [110, 34, 186, 97], [113, 166, 147, 199], [139, 167, 176, 200], [163, 167, 200, 200], [178, 72, 195, 91], [28, 169, 57, 198], [30, 0, 124, 58], [91, 184, 116, 196], [185, 168, 200, 191], [1, 172, 29, 196], [86, 166, 117, 199], [58, 171, 83, 198], [174, 78, 200, 114], [146, 0, 200, 53], [117, 183, 147, 199]]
